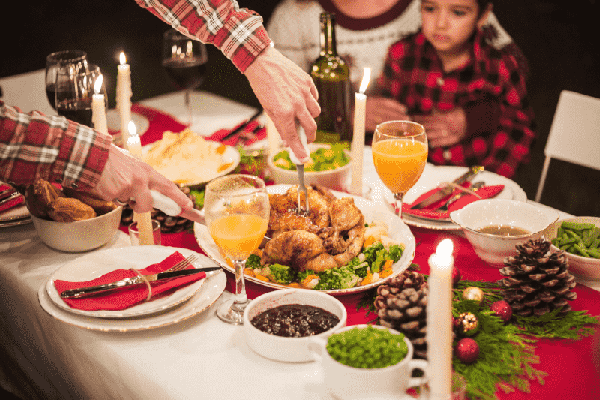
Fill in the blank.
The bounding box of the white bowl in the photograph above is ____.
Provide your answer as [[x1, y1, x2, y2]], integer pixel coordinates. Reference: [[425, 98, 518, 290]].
[[268, 143, 351, 190], [243, 288, 347, 362], [544, 216, 600, 281], [32, 206, 123, 252], [450, 199, 559, 267]]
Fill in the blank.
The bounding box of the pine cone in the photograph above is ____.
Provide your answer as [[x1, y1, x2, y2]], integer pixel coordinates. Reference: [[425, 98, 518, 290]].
[[120, 186, 197, 233], [499, 238, 577, 317], [375, 270, 428, 359]]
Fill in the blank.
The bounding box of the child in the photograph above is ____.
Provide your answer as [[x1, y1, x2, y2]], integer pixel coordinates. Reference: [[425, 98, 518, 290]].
[[376, 0, 535, 178]]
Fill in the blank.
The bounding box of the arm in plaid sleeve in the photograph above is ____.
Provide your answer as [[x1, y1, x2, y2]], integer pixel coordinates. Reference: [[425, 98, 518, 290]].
[[0, 101, 111, 191], [480, 48, 536, 178], [134, 0, 271, 72]]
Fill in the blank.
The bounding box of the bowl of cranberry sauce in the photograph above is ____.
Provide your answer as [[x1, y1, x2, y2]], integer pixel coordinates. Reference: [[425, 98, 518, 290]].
[[243, 289, 347, 362]]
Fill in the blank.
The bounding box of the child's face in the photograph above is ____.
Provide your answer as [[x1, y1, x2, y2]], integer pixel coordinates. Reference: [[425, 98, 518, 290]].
[[421, 0, 487, 55]]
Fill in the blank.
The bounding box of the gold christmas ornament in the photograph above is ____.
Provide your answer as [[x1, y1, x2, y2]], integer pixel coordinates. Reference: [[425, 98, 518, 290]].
[[462, 286, 484, 303]]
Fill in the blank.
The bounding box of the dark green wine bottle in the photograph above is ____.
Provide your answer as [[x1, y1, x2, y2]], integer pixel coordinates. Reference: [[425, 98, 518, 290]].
[[310, 12, 352, 145]]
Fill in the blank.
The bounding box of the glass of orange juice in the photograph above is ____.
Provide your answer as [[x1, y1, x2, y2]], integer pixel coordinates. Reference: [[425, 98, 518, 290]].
[[204, 174, 270, 325], [372, 120, 427, 218]]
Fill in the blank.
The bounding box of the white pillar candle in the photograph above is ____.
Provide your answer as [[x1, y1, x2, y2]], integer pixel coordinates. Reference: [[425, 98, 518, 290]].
[[116, 52, 132, 147], [427, 238, 454, 400], [125, 121, 154, 246], [350, 68, 370, 196], [91, 74, 108, 134]]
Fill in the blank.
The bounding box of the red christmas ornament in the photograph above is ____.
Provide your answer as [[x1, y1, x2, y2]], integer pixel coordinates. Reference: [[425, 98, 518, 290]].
[[452, 267, 461, 286], [490, 300, 513, 323], [456, 338, 479, 364]]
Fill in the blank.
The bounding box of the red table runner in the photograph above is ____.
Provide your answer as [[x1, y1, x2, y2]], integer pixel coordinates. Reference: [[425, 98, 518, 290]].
[[122, 104, 600, 400]]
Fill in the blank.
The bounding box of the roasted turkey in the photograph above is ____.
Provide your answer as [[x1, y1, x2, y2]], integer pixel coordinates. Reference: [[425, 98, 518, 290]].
[[261, 185, 365, 272]]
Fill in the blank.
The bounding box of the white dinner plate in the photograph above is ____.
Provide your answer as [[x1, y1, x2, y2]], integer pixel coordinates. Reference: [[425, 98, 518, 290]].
[[194, 184, 416, 295], [397, 165, 527, 231], [46, 246, 218, 319], [39, 268, 226, 332], [106, 109, 150, 136]]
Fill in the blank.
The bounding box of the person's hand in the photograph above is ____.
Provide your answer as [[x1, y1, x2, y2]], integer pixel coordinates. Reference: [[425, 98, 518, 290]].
[[413, 108, 467, 148], [92, 146, 193, 214], [244, 46, 320, 160], [365, 97, 410, 133]]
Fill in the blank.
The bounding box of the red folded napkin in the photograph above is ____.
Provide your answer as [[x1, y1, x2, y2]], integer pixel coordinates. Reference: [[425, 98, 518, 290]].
[[206, 119, 266, 146], [54, 252, 206, 311], [0, 184, 25, 214], [402, 184, 505, 220]]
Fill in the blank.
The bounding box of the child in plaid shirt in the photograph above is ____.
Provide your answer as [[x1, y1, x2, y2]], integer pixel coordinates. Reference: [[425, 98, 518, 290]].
[[375, 0, 535, 178]]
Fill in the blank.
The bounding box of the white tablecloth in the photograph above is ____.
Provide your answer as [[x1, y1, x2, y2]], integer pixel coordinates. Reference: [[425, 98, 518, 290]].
[[0, 92, 580, 400]]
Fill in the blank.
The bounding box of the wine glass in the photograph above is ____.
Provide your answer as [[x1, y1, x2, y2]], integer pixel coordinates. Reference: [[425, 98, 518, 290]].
[[55, 64, 106, 127], [372, 120, 428, 218], [45, 50, 88, 111], [204, 174, 270, 325], [162, 28, 208, 127]]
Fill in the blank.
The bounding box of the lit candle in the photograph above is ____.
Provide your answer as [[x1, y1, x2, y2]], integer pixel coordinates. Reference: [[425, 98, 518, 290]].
[[125, 121, 154, 245], [116, 52, 132, 146], [427, 238, 454, 399], [91, 74, 108, 134], [350, 68, 370, 196]]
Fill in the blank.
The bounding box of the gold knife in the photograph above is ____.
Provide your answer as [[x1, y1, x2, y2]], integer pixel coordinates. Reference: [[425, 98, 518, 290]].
[[410, 166, 484, 209]]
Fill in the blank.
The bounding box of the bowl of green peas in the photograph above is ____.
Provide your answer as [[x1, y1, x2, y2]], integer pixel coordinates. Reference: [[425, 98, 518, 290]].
[[545, 217, 600, 281], [308, 324, 429, 399]]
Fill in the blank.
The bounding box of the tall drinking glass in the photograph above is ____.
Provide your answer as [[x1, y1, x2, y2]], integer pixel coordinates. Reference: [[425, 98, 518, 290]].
[[162, 29, 208, 126], [45, 50, 88, 111], [372, 121, 428, 218], [204, 174, 270, 325]]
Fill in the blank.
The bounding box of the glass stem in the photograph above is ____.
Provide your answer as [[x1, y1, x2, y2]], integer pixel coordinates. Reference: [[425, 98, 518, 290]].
[[393, 192, 406, 218], [184, 89, 192, 126], [232, 259, 247, 308]]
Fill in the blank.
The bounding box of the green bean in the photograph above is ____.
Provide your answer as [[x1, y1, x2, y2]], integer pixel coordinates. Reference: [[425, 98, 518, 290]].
[[588, 248, 600, 259], [562, 221, 596, 232]]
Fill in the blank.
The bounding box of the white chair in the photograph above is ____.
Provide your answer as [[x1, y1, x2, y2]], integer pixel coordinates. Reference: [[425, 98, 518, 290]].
[[0, 69, 55, 115], [535, 90, 600, 203]]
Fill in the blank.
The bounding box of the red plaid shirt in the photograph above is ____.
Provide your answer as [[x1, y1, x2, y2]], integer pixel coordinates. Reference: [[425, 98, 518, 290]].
[[0, 101, 111, 190], [134, 0, 271, 72], [379, 27, 536, 178]]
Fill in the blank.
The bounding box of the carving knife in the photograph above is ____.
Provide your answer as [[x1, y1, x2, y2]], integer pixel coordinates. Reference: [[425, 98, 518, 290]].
[[59, 267, 221, 299], [410, 166, 484, 209]]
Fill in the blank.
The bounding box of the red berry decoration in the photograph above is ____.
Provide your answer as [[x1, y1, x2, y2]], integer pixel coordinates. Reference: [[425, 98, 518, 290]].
[[452, 267, 461, 286], [456, 338, 479, 364], [490, 300, 513, 323]]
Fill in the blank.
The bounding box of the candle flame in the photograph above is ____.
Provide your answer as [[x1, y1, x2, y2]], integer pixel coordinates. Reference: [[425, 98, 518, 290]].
[[94, 74, 104, 95], [120, 52, 127, 65], [436, 238, 454, 256], [359, 68, 371, 94], [128, 120, 137, 137]]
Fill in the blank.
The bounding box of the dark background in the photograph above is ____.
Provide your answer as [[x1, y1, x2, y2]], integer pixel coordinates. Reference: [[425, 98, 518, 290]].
[[1, 0, 599, 217]]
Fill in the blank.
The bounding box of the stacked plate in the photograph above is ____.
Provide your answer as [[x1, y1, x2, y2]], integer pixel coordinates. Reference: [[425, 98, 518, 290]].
[[38, 246, 226, 332]]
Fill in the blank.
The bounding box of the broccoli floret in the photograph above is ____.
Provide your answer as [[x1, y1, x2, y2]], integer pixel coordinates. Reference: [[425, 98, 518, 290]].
[[245, 254, 262, 270], [268, 263, 295, 284]]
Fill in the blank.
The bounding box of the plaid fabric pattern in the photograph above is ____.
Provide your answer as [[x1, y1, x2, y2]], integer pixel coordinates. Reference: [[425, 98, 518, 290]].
[[135, 0, 271, 72], [0, 101, 111, 190], [379, 28, 536, 178]]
